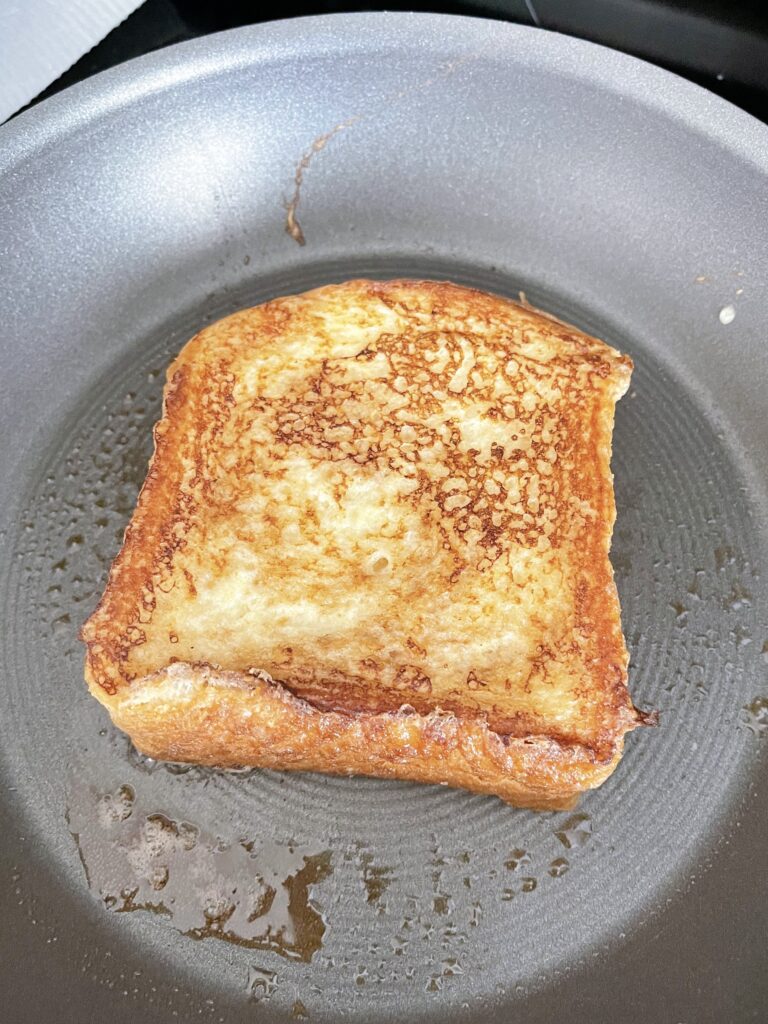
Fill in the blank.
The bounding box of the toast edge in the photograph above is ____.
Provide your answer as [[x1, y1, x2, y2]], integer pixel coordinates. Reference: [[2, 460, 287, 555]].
[[86, 662, 640, 810]]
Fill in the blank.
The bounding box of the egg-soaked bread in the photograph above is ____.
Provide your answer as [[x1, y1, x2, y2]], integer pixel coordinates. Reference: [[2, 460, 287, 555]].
[[81, 280, 649, 809]]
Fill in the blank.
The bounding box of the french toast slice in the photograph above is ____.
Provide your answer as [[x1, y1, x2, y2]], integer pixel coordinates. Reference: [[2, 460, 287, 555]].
[[81, 279, 647, 809]]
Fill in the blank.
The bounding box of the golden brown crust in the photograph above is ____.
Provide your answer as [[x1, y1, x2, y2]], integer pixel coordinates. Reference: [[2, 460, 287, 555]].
[[81, 279, 642, 808], [92, 664, 627, 810]]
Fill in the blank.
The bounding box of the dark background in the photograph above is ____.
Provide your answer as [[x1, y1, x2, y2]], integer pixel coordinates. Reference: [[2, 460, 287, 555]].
[[25, 0, 768, 123]]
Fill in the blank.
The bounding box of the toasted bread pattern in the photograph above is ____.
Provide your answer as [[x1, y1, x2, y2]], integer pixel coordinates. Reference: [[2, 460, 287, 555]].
[[82, 280, 643, 807]]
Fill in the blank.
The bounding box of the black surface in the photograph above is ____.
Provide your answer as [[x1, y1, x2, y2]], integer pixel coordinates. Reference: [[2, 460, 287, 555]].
[[25, 0, 768, 124]]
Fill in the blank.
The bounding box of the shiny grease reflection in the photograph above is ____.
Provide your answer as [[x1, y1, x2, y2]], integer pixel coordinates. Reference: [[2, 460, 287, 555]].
[[66, 781, 333, 962]]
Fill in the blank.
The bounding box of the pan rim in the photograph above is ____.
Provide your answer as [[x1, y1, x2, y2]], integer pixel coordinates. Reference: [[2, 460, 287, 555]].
[[1, 12, 768, 178]]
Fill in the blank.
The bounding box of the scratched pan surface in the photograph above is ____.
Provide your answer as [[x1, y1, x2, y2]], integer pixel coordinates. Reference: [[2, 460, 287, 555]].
[[1, 13, 768, 1023]]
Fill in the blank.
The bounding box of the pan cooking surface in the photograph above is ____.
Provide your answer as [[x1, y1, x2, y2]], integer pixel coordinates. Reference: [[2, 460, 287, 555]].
[[0, 15, 766, 1023]]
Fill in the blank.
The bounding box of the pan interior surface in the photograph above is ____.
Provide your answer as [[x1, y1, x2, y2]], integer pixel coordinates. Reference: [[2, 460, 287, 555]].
[[0, 14, 766, 1024]]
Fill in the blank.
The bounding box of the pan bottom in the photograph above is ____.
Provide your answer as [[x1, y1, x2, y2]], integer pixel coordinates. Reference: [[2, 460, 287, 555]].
[[1, 254, 765, 1022]]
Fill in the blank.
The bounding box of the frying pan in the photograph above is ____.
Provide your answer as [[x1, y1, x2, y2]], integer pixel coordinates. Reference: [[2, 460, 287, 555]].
[[1, 13, 767, 1023]]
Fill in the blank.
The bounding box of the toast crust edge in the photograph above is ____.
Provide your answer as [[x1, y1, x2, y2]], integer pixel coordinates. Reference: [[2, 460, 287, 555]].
[[87, 662, 642, 810]]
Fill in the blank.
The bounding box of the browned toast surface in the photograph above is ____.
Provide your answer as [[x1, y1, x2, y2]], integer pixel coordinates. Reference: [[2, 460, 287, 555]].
[[81, 279, 643, 807]]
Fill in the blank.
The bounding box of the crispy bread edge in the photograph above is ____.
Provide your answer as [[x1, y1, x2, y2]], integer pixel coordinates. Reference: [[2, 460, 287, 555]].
[[87, 663, 635, 810]]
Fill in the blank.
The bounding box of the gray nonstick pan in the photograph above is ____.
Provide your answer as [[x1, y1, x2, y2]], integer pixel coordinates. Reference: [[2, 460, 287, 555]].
[[1, 13, 766, 1023]]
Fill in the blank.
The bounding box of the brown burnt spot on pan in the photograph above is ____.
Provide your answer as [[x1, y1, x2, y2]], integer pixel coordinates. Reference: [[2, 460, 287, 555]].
[[282, 58, 481, 247], [284, 119, 361, 246]]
